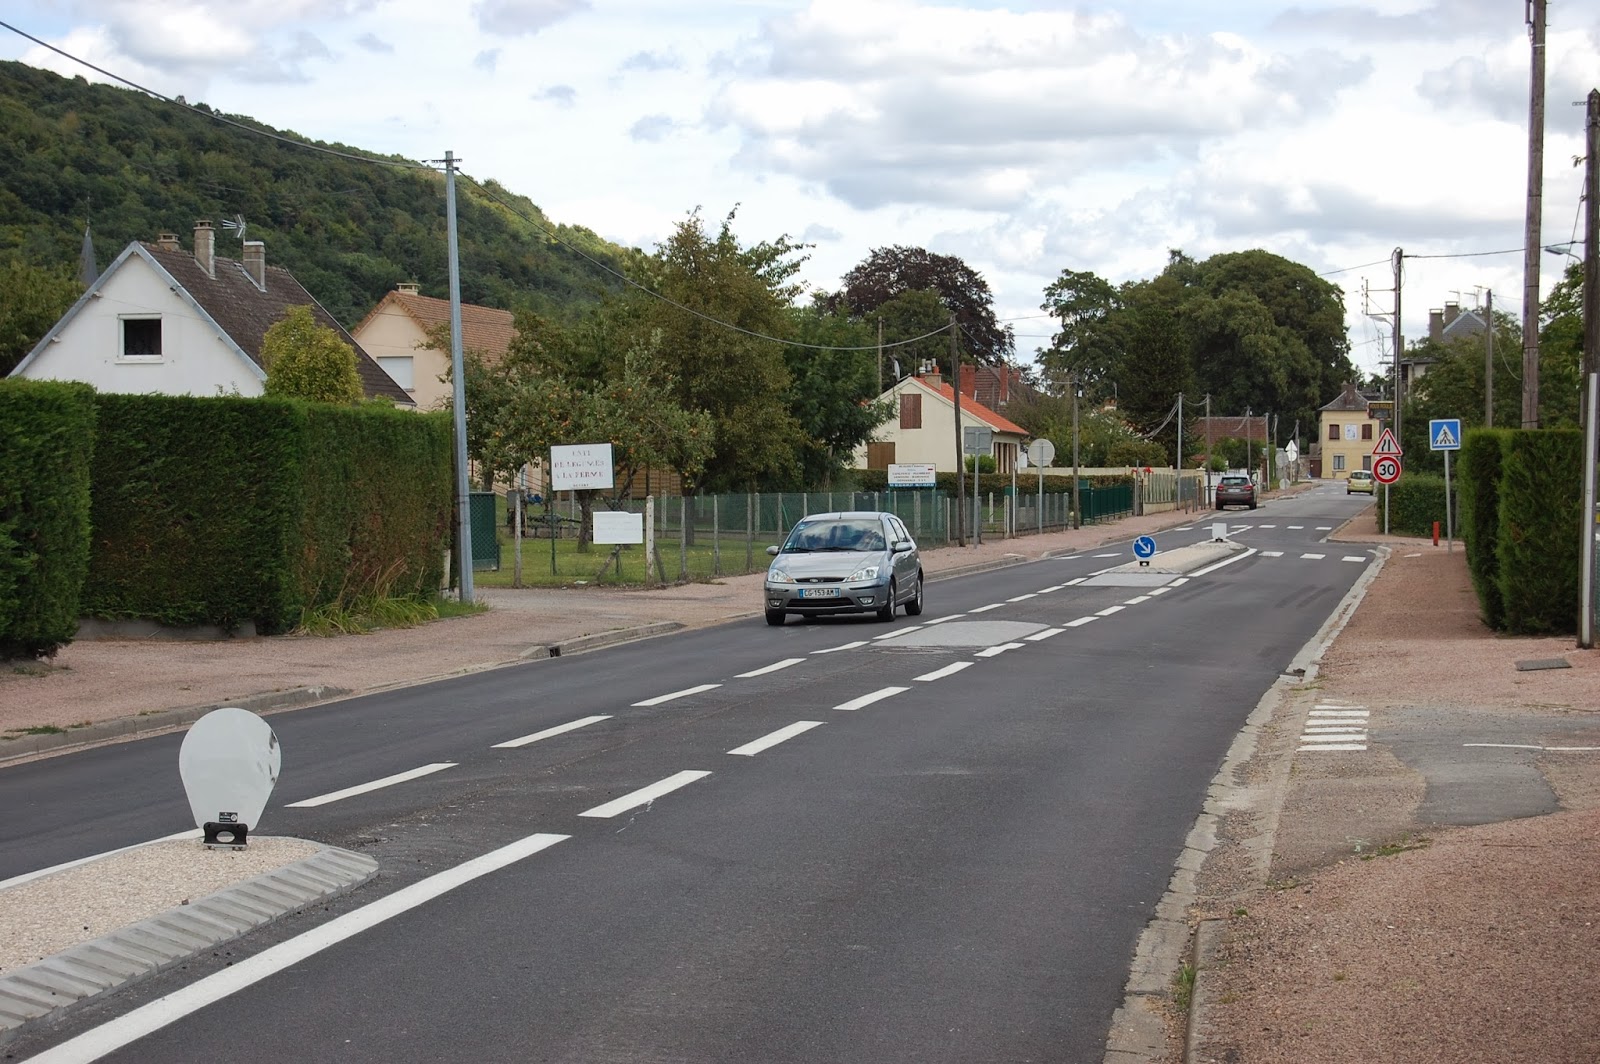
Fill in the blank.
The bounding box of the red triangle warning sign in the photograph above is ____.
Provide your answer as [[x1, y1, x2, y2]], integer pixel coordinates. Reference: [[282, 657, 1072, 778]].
[[1373, 427, 1402, 457]]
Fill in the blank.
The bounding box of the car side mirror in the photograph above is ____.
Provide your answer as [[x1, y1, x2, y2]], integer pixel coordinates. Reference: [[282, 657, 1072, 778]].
[[766, 545, 780, 557], [893, 540, 913, 553]]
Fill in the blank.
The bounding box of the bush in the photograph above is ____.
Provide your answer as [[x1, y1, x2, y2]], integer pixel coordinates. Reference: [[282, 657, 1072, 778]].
[[1496, 429, 1582, 634], [0, 380, 95, 658], [1458, 429, 1508, 629], [1388, 474, 1450, 536]]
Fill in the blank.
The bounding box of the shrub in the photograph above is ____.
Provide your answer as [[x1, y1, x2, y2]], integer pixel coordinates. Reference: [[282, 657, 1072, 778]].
[[1458, 429, 1507, 629], [1496, 430, 1582, 634], [1388, 474, 1449, 537], [0, 380, 96, 658]]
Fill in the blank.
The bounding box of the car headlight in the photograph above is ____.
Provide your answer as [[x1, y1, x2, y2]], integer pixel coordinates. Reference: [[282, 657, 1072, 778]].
[[767, 568, 795, 584], [847, 565, 881, 582]]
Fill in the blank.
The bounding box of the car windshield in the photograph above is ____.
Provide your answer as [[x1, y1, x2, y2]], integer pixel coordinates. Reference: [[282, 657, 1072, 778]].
[[1352, 472, 1371, 479], [782, 519, 886, 553]]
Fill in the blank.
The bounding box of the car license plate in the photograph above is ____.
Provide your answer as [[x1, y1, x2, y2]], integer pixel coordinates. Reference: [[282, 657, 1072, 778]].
[[799, 588, 839, 598]]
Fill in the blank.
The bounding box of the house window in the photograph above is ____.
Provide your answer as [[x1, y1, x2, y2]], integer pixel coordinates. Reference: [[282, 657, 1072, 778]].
[[1334, 454, 1346, 471], [378, 356, 414, 391], [1327, 423, 1339, 440], [120, 316, 162, 359], [1361, 424, 1373, 440], [1363, 454, 1373, 471], [900, 393, 922, 429]]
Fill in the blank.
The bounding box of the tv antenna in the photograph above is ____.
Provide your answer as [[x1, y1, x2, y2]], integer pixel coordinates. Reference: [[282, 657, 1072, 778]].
[[220, 214, 247, 243]]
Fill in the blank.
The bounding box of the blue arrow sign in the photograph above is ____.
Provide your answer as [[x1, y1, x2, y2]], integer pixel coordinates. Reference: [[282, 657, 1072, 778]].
[[1133, 535, 1157, 559], [1429, 418, 1462, 451]]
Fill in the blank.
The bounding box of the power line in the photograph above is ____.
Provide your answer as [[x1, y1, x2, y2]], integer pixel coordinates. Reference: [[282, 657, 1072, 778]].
[[461, 175, 953, 353], [0, 20, 436, 172]]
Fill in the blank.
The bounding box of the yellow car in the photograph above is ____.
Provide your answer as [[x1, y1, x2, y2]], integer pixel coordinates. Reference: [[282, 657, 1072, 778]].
[[1347, 470, 1375, 495]]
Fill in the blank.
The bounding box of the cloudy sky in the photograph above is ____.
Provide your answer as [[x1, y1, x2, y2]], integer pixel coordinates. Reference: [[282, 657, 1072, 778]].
[[7, 0, 1599, 380]]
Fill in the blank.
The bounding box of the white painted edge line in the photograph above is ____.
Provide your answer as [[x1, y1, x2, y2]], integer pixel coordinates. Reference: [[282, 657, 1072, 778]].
[[286, 763, 457, 809], [1300, 553, 1327, 560], [1007, 593, 1038, 602], [1297, 744, 1367, 751], [0, 829, 203, 892], [632, 683, 721, 707], [728, 721, 825, 756], [1124, 595, 1150, 605], [1342, 556, 1367, 563], [1188, 548, 1258, 577], [1464, 743, 1600, 752], [735, 658, 806, 678], [26, 832, 570, 1064], [813, 640, 870, 653], [915, 661, 974, 681], [578, 770, 711, 818], [492, 715, 611, 749], [921, 616, 959, 625], [1066, 616, 1097, 628], [1039, 585, 1065, 593], [976, 642, 1025, 657], [969, 603, 1004, 613], [834, 686, 910, 711], [1065, 577, 1086, 586], [1147, 587, 1171, 596], [1096, 605, 1125, 617], [1025, 628, 1065, 641]]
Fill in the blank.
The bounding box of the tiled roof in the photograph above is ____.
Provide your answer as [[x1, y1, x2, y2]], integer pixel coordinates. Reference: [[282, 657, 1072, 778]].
[[357, 290, 516, 363], [917, 377, 1029, 435], [1319, 382, 1372, 413], [142, 244, 412, 405]]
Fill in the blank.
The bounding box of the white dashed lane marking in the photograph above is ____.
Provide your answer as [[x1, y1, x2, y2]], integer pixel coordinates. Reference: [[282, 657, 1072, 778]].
[[977, 643, 1025, 658], [735, 658, 805, 678], [633, 683, 721, 707], [1007, 593, 1038, 602], [1342, 556, 1367, 563], [287, 763, 457, 808], [1261, 551, 1284, 557], [1124, 595, 1150, 605], [1066, 617, 1097, 628], [970, 603, 1004, 613], [814, 640, 869, 653], [493, 716, 611, 749], [1025, 628, 1065, 641], [1300, 553, 1326, 560], [915, 662, 975, 681], [1096, 605, 1125, 616], [834, 686, 910, 711], [728, 721, 825, 757], [578, 770, 711, 818]]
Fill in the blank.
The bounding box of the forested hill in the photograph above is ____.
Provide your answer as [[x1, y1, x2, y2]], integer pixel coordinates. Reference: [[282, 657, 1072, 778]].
[[0, 61, 630, 325]]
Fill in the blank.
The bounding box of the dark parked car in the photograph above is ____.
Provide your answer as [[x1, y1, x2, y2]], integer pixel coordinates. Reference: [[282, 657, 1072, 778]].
[[1215, 474, 1257, 511], [763, 511, 923, 625]]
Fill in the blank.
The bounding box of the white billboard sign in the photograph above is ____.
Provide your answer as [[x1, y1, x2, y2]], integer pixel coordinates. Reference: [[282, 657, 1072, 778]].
[[593, 510, 644, 545], [550, 443, 615, 491], [887, 463, 937, 487]]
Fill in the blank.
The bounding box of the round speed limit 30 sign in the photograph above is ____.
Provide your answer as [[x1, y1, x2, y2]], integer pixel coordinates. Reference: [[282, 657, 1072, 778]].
[[1373, 455, 1402, 484]]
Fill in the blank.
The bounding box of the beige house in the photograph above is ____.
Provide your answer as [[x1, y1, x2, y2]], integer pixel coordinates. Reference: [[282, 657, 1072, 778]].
[[1318, 382, 1384, 479], [352, 283, 516, 410], [855, 371, 1029, 474]]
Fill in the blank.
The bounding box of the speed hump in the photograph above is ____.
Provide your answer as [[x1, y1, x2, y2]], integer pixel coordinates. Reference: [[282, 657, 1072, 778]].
[[1373, 456, 1402, 484]]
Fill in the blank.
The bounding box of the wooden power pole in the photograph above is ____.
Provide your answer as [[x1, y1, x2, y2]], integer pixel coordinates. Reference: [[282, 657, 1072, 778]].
[[1522, 0, 1547, 428], [1485, 288, 1494, 426]]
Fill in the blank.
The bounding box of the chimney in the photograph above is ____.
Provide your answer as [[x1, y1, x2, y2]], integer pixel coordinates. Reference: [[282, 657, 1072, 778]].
[[156, 232, 180, 251], [922, 364, 942, 387], [1443, 301, 1460, 326], [243, 240, 266, 289], [193, 220, 215, 278], [1429, 308, 1444, 342], [397, 281, 421, 296]]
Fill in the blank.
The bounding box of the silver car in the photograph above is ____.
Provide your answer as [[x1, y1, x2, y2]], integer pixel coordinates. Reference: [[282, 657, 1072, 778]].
[[764, 511, 924, 625]]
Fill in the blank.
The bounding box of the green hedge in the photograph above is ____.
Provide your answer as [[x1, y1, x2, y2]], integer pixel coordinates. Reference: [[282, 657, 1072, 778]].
[[84, 395, 452, 634], [0, 380, 96, 659], [1458, 429, 1508, 630], [1388, 474, 1450, 537], [1496, 430, 1582, 634]]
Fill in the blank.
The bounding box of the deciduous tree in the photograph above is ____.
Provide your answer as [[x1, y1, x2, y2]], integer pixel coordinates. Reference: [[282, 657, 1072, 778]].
[[261, 305, 364, 404]]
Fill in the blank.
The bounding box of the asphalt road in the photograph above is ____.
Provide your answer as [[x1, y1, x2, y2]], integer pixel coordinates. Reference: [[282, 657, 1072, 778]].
[[6, 487, 1375, 1063]]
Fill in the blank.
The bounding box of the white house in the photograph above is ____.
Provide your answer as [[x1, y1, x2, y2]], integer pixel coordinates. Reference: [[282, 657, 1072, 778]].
[[854, 370, 1029, 474], [10, 221, 411, 405]]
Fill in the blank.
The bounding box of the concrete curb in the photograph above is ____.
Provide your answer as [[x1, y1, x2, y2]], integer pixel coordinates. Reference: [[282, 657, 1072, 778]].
[[0, 842, 377, 1048]]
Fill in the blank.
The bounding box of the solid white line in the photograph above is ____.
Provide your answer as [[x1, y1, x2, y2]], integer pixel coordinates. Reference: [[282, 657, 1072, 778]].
[[1096, 605, 1125, 616], [1298, 744, 1367, 752], [1464, 743, 1600, 752], [1300, 553, 1326, 560], [728, 721, 825, 756], [1189, 549, 1258, 577], [1342, 556, 1367, 563], [286, 763, 456, 808], [26, 832, 570, 1064], [814, 640, 869, 653], [578, 771, 711, 818], [1007, 593, 1038, 602], [1065, 577, 1086, 586], [970, 603, 1004, 613], [977, 642, 1025, 657], [1025, 628, 1065, 641], [915, 662, 974, 681], [735, 658, 806, 677], [1124, 595, 1150, 605], [492, 715, 611, 749], [1039, 585, 1065, 593], [1067, 616, 1097, 627], [834, 686, 910, 710], [0, 830, 203, 892], [1148, 587, 1171, 596], [632, 683, 721, 706]]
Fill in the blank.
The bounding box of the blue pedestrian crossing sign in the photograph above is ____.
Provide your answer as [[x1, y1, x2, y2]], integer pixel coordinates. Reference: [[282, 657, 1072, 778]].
[[1429, 418, 1462, 451], [1133, 535, 1157, 560]]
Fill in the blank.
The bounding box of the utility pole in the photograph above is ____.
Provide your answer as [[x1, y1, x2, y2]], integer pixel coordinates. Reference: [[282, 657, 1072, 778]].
[[1583, 89, 1599, 412], [1522, 0, 1547, 428], [442, 150, 473, 603], [1245, 406, 1252, 481], [1392, 247, 1405, 450], [1071, 373, 1080, 529], [1204, 393, 1212, 505], [877, 317, 884, 394], [951, 314, 965, 546], [1176, 392, 1185, 511], [1485, 288, 1494, 426]]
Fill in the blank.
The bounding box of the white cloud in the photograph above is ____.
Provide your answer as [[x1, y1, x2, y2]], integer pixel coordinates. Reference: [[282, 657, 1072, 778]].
[[471, 0, 589, 37]]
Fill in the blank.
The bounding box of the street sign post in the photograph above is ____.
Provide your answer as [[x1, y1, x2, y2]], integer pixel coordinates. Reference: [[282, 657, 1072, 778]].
[[1372, 427, 1403, 535], [1374, 427, 1403, 457], [1373, 455, 1402, 484], [1430, 418, 1462, 553], [1028, 438, 1056, 533], [1133, 535, 1157, 567]]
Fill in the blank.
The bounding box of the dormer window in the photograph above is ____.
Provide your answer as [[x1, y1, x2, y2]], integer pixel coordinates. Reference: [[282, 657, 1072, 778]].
[[120, 315, 162, 360]]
